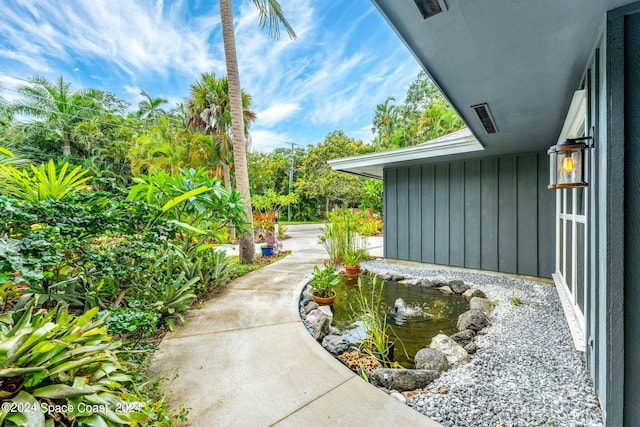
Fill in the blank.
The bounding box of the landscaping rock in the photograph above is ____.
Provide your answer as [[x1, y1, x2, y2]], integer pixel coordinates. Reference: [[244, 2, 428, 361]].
[[435, 285, 454, 295], [391, 274, 405, 282], [414, 348, 449, 372], [398, 278, 420, 285], [465, 341, 480, 354], [301, 288, 313, 305], [419, 278, 434, 287], [470, 296, 493, 316], [457, 309, 490, 332], [431, 277, 448, 287], [450, 329, 476, 347], [371, 368, 440, 392], [429, 334, 470, 367], [390, 391, 407, 403], [381, 273, 392, 281], [448, 279, 470, 294], [322, 334, 350, 355], [304, 300, 319, 314], [462, 288, 487, 300], [306, 306, 333, 341]]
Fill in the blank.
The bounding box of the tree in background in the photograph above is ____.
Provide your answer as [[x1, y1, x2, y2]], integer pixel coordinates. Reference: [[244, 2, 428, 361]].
[[186, 72, 255, 192], [372, 71, 464, 150], [137, 89, 168, 122], [13, 76, 103, 157], [295, 131, 372, 216], [219, 0, 296, 263]]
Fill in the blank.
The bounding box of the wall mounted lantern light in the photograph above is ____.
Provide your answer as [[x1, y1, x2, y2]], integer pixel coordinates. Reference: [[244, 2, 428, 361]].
[[547, 136, 592, 189]]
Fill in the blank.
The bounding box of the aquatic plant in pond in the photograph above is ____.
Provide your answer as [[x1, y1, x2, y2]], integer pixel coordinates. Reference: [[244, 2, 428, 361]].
[[331, 275, 469, 368]]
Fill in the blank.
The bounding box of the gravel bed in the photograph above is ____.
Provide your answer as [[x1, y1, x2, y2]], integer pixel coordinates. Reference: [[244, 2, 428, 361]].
[[362, 260, 603, 427]]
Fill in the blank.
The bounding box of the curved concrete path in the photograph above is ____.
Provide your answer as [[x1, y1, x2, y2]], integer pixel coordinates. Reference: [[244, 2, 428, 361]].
[[150, 224, 440, 426]]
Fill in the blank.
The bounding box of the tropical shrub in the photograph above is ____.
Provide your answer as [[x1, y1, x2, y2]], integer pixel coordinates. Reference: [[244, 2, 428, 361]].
[[319, 209, 367, 265], [0, 160, 91, 203], [0, 304, 150, 426]]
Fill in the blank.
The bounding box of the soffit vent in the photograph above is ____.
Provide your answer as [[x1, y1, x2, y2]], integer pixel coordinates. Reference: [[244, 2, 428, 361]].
[[414, 0, 447, 19], [471, 103, 498, 134]]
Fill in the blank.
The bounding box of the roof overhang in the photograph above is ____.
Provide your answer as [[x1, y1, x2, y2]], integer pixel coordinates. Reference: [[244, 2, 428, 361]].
[[329, 128, 483, 179], [370, 0, 635, 156]]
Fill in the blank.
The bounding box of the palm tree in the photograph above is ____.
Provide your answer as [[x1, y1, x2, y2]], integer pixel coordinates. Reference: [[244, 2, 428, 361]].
[[186, 72, 256, 192], [219, 0, 296, 263], [14, 76, 100, 157], [137, 89, 168, 121]]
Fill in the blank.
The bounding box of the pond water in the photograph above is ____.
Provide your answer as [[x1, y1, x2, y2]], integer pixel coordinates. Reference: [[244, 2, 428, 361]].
[[331, 275, 469, 368]]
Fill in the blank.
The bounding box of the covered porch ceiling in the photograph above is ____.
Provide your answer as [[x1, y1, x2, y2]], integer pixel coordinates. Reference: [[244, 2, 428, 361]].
[[371, 0, 634, 156]]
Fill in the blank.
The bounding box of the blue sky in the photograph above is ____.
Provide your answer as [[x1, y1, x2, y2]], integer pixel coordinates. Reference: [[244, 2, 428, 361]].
[[0, 0, 420, 152]]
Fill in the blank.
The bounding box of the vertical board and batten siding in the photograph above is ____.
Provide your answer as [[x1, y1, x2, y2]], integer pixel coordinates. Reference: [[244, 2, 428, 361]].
[[624, 12, 640, 425], [384, 152, 554, 277]]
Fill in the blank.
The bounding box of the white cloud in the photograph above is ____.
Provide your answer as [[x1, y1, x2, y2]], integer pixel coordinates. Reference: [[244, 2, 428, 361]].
[[249, 129, 291, 152], [255, 103, 301, 126]]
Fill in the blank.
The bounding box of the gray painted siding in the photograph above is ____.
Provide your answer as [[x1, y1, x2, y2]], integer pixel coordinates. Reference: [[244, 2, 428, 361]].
[[623, 9, 640, 425], [384, 152, 555, 277]]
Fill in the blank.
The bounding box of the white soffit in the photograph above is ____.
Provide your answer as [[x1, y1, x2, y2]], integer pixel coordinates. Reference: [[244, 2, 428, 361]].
[[328, 128, 483, 179]]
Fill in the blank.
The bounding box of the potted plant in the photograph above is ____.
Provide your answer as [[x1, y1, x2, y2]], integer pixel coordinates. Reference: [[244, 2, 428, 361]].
[[261, 232, 275, 256], [310, 264, 340, 306], [344, 250, 363, 277]]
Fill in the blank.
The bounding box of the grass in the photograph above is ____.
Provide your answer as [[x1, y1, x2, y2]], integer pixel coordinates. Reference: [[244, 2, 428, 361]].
[[280, 220, 321, 225], [228, 251, 290, 278], [510, 296, 523, 306]]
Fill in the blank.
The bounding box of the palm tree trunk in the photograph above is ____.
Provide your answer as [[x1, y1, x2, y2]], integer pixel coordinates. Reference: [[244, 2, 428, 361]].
[[220, 0, 255, 263], [63, 130, 71, 157], [222, 163, 237, 241]]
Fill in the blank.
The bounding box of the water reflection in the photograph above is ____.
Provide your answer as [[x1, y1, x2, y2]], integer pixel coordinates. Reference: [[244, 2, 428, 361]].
[[331, 275, 469, 368]]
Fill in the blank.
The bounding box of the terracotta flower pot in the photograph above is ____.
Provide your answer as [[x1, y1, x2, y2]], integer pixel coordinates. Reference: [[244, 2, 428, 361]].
[[344, 265, 360, 277], [312, 291, 336, 306]]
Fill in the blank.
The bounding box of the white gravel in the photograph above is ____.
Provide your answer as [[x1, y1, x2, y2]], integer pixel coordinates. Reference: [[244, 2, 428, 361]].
[[362, 260, 603, 427]]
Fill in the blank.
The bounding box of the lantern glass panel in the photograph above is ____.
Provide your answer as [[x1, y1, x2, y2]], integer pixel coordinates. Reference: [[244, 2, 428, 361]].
[[557, 150, 583, 185]]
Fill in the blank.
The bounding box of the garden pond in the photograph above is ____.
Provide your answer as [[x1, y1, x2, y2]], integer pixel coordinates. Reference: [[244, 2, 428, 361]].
[[330, 274, 469, 368]]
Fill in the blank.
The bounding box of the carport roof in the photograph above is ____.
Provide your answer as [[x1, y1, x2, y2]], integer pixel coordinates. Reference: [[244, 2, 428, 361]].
[[328, 128, 483, 179]]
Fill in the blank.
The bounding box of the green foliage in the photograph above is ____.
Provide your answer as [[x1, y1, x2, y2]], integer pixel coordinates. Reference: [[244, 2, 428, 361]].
[[295, 131, 372, 213], [319, 209, 368, 265], [106, 302, 160, 338], [372, 71, 465, 150], [0, 304, 149, 426], [510, 297, 522, 306], [351, 276, 395, 367], [310, 265, 340, 298], [0, 161, 91, 203], [359, 180, 383, 214], [127, 168, 249, 240]]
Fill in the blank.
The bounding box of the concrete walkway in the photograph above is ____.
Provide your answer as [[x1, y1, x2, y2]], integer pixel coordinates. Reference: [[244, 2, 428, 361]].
[[150, 224, 440, 426]]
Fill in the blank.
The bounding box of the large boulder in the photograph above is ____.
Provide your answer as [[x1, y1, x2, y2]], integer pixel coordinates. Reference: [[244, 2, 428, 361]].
[[470, 297, 493, 316], [449, 329, 476, 347], [448, 279, 470, 294], [322, 334, 350, 355], [306, 306, 333, 341], [414, 348, 449, 372], [462, 288, 487, 300], [430, 334, 470, 367], [457, 309, 490, 332], [371, 368, 440, 392]]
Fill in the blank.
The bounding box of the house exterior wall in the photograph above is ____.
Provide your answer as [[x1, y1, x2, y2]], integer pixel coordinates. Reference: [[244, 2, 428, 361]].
[[585, 2, 640, 426], [584, 4, 639, 425], [383, 152, 555, 277]]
